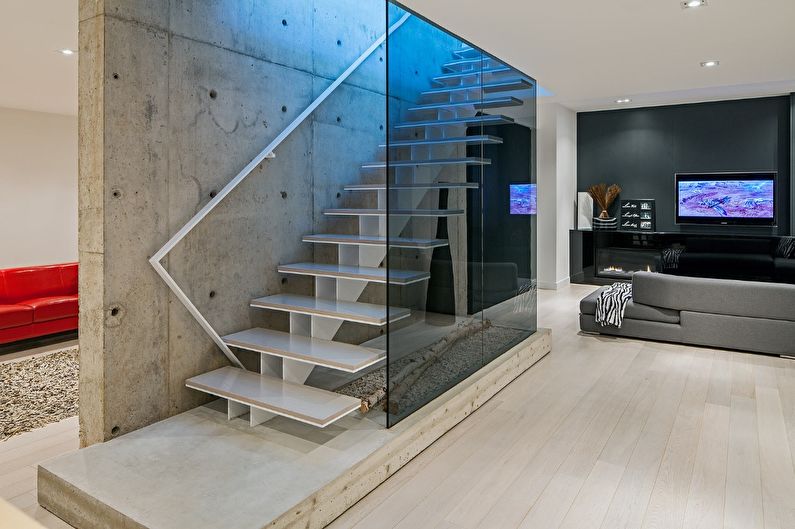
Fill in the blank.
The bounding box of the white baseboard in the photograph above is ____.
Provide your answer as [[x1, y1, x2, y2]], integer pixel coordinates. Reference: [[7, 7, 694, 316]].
[[538, 277, 571, 290]]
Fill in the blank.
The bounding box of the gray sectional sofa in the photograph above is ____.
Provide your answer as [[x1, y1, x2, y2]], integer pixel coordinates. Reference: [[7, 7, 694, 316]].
[[580, 272, 795, 355]]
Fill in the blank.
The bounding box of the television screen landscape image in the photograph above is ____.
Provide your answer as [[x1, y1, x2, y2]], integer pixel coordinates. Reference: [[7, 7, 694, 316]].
[[675, 173, 775, 226], [509, 183, 537, 215]]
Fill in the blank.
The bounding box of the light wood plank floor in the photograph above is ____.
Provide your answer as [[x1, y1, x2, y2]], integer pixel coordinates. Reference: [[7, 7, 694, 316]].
[[328, 284, 795, 529], [3, 285, 795, 529]]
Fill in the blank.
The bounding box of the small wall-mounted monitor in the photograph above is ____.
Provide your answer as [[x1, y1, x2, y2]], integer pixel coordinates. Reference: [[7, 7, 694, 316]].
[[675, 172, 776, 226], [509, 183, 536, 215]]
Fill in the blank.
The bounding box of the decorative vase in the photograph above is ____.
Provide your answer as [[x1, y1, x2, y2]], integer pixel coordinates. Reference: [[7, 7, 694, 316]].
[[587, 183, 622, 222]]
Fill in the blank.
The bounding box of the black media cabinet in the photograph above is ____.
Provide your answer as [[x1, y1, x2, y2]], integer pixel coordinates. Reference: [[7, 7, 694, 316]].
[[570, 229, 795, 285]]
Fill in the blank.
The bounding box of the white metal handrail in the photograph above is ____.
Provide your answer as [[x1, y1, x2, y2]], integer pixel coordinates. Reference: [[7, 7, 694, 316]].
[[150, 13, 411, 370]]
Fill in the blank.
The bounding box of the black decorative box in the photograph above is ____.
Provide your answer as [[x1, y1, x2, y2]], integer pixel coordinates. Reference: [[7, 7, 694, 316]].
[[620, 199, 656, 231]]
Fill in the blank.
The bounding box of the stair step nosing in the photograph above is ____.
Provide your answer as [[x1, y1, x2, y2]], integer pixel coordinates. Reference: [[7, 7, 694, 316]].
[[344, 183, 480, 191], [422, 79, 532, 95], [433, 66, 511, 81], [407, 97, 522, 111], [442, 57, 497, 68], [186, 367, 360, 428], [223, 330, 385, 373], [378, 135, 504, 148], [324, 208, 466, 217], [251, 296, 410, 325], [361, 158, 491, 168], [394, 115, 514, 129], [302, 234, 449, 249], [277, 263, 430, 285]]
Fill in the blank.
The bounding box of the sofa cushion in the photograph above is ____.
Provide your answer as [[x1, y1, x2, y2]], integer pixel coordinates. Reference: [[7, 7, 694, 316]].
[[686, 237, 772, 254], [580, 286, 680, 324], [21, 295, 79, 323], [681, 311, 795, 356], [580, 313, 683, 343], [0, 265, 70, 304], [0, 304, 34, 330], [632, 271, 795, 322], [775, 258, 795, 284], [58, 263, 78, 295], [677, 252, 773, 278]]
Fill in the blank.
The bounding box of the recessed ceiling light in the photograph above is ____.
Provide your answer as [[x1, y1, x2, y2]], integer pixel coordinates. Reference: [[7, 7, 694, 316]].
[[58, 48, 76, 56], [700, 60, 719, 67], [616, 98, 632, 104], [682, 0, 707, 8]]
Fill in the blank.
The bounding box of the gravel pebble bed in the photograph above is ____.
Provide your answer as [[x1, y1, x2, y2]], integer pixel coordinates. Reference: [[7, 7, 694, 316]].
[[336, 325, 526, 416], [0, 346, 79, 441]]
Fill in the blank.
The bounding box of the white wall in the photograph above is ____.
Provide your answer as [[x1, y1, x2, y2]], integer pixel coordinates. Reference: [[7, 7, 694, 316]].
[[0, 107, 77, 268], [537, 102, 577, 290]]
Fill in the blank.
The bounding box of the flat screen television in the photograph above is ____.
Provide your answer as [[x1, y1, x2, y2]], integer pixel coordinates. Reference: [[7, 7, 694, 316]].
[[509, 183, 536, 215], [675, 172, 776, 226]]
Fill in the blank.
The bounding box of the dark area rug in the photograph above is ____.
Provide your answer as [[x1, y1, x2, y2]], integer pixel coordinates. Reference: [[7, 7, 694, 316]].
[[0, 346, 79, 441]]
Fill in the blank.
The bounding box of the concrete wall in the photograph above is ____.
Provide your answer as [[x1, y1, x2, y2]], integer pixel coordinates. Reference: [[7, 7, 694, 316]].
[[78, 0, 424, 445], [0, 107, 77, 269], [537, 102, 576, 290]]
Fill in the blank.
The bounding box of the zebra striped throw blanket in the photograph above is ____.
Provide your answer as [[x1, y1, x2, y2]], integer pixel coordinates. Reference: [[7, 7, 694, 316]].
[[595, 282, 633, 328]]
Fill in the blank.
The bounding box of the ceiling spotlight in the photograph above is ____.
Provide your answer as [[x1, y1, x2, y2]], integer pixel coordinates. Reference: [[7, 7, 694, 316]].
[[700, 60, 719, 67], [58, 48, 75, 56], [682, 0, 706, 8], [616, 98, 632, 104]]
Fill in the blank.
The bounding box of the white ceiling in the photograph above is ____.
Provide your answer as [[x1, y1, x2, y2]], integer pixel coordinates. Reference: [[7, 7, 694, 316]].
[[1, 1, 793, 116], [0, 0, 78, 116], [401, 0, 795, 111]]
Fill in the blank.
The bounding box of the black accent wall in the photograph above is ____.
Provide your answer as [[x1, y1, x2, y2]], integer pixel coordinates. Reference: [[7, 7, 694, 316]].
[[578, 96, 792, 234]]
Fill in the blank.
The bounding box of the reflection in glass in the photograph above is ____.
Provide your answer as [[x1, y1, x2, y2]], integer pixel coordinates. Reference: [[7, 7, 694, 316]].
[[384, 5, 537, 426]]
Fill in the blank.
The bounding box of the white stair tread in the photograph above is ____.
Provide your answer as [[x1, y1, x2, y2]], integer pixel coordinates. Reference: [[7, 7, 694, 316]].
[[394, 114, 514, 129], [223, 328, 385, 372], [422, 78, 533, 96], [452, 45, 478, 58], [408, 97, 522, 112], [251, 293, 410, 325], [278, 262, 429, 285], [344, 182, 479, 191], [303, 234, 449, 249], [433, 66, 511, 81], [186, 366, 360, 428], [362, 157, 490, 169], [379, 135, 503, 147], [442, 57, 500, 70], [325, 208, 465, 217]]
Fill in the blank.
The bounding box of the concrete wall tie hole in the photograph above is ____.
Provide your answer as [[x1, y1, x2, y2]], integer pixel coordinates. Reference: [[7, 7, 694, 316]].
[[105, 305, 124, 327], [111, 189, 122, 199], [111, 426, 120, 436], [209, 89, 218, 99], [280, 191, 287, 199], [209, 290, 216, 299], [209, 190, 218, 198], [281, 19, 287, 26]]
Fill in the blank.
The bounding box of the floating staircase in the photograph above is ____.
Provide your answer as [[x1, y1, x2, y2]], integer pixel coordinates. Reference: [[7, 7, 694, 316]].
[[186, 42, 532, 427]]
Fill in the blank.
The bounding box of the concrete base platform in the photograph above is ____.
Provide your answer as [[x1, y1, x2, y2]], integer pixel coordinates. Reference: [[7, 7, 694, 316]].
[[38, 329, 551, 529]]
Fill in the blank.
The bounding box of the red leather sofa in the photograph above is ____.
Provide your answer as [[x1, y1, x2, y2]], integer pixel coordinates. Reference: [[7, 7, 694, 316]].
[[0, 263, 78, 345]]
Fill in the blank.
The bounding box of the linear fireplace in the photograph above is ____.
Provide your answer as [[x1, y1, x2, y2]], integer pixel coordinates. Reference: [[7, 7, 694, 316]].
[[596, 247, 657, 280]]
